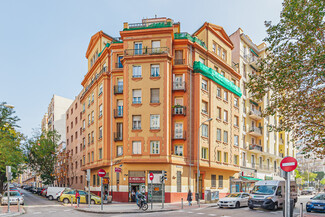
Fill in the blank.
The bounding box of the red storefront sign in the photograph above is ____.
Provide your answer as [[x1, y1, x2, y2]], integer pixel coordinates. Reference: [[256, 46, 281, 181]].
[[129, 177, 145, 183]]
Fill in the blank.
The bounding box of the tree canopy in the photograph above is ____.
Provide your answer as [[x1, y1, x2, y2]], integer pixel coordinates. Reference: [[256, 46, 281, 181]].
[[247, 0, 325, 157]]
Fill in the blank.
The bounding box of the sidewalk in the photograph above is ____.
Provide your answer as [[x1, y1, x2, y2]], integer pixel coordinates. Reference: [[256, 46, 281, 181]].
[[74, 201, 219, 214], [0, 205, 25, 217]]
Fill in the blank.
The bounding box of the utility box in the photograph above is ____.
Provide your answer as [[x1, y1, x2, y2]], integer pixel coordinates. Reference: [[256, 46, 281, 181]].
[[205, 190, 211, 202]]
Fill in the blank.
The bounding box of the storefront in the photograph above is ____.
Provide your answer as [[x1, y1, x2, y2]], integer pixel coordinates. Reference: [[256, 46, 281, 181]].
[[128, 171, 145, 202], [147, 171, 163, 202]]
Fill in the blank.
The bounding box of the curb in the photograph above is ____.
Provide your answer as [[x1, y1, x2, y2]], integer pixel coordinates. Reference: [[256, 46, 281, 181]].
[[76, 208, 177, 214], [0, 208, 25, 217]]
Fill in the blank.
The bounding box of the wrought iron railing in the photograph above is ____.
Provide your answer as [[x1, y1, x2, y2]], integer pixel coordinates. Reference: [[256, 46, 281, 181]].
[[124, 47, 169, 56]]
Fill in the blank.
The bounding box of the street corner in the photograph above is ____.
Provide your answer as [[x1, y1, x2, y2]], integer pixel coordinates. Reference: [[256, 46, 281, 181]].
[[75, 207, 177, 214]]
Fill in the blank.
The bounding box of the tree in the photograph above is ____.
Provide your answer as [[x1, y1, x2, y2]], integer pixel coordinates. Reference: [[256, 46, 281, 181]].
[[314, 171, 325, 181], [247, 0, 325, 157], [0, 102, 25, 193], [302, 171, 318, 184], [320, 178, 325, 185], [25, 130, 60, 185]]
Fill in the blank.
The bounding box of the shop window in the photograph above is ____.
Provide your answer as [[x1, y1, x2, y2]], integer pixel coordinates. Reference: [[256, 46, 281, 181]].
[[211, 175, 216, 188], [177, 171, 181, 192], [218, 175, 223, 188]]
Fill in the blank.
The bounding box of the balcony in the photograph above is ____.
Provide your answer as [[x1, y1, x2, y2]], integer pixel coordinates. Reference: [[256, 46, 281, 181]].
[[249, 109, 262, 120], [115, 63, 123, 69], [249, 127, 263, 137], [173, 131, 186, 140], [173, 81, 186, 91], [114, 109, 123, 118], [124, 21, 173, 31], [172, 106, 186, 115], [114, 85, 123, 94], [249, 144, 263, 152], [124, 47, 169, 56], [279, 138, 284, 144], [174, 59, 185, 65], [114, 132, 123, 141], [174, 32, 207, 49]]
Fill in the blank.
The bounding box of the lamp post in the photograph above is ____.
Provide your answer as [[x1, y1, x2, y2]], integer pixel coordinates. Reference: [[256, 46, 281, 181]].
[[197, 117, 212, 207]]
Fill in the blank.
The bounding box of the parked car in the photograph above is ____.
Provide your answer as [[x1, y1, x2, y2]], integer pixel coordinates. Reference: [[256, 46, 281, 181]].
[[9, 187, 21, 194], [41, 189, 47, 197], [306, 193, 325, 212], [59, 190, 101, 205], [218, 192, 250, 208], [302, 187, 316, 195], [46, 187, 66, 200], [248, 180, 297, 210], [1, 191, 24, 205]]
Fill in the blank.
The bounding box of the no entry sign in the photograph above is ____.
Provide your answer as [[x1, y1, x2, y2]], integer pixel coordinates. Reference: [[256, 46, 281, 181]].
[[149, 173, 154, 181], [280, 157, 297, 172], [98, 169, 106, 177]]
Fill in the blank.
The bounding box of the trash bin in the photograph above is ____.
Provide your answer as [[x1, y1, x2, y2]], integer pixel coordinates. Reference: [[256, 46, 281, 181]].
[[282, 199, 294, 217]]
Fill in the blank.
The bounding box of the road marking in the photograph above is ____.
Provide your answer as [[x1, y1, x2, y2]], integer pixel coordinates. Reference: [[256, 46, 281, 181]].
[[187, 211, 193, 213], [194, 207, 204, 210], [64, 209, 71, 212], [32, 212, 42, 214], [197, 213, 204, 215], [208, 214, 216, 216]]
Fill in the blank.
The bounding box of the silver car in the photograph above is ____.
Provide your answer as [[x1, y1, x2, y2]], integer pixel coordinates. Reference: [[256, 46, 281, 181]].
[[1, 191, 24, 205], [218, 192, 250, 208]]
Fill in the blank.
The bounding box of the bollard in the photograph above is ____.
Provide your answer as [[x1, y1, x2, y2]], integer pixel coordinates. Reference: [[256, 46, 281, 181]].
[[181, 198, 183, 209], [77, 197, 79, 208], [300, 203, 303, 217], [71, 196, 73, 207], [18, 198, 20, 213]]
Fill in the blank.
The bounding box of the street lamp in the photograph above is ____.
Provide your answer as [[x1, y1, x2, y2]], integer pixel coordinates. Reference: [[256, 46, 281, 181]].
[[197, 117, 212, 207]]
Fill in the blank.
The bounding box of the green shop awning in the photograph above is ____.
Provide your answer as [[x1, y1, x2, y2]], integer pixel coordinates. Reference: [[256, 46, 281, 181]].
[[250, 48, 259, 57], [241, 176, 262, 181], [193, 61, 242, 97]]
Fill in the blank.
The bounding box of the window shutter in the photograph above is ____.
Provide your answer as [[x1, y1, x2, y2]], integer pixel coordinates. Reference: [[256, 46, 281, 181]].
[[133, 90, 141, 98]]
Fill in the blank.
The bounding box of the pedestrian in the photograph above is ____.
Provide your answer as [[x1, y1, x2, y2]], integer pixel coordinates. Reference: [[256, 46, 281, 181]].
[[75, 190, 80, 207], [136, 190, 142, 208], [187, 189, 192, 206], [131, 190, 136, 202]]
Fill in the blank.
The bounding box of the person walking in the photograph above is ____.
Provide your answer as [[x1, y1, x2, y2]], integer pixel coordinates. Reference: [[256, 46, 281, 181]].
[[187, 189, 192, 206], [75, 190, 80, 207]]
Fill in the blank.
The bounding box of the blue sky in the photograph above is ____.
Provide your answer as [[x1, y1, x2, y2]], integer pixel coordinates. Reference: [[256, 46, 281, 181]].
[[0, 0, 283, 137]]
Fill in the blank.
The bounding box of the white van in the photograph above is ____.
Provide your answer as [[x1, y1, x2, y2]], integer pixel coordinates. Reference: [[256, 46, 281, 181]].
[[248, 180, 297, 210], [46, 187, 65, 200]]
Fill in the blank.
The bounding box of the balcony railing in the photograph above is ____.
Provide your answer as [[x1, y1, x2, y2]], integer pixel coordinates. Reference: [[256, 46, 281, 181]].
[[174, 59, 185, 65], [125, 21, 173, 30], [114, 132, 123, 141], [173, 81, 185, 91], [114, 85, 123, 94], [114, 109, 123, 118], [124, 47, 169, 56], [249, 127, 262, 135], [115, 63, 123, 68], [249, 144, 263, 152], [174, 32, 207, 49], [172, 106, 186, 115], [249, 109, 262, 117], [173, 130, 186, 140]]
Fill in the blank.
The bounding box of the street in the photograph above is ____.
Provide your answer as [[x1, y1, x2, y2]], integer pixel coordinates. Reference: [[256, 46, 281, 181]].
[[2, 189, 319, 217]]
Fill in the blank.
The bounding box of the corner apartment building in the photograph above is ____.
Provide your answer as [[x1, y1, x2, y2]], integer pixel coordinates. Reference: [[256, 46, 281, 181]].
[[65, 93, 85, 189], [230, 28, 296, 191], [80, 17, 242, 203]]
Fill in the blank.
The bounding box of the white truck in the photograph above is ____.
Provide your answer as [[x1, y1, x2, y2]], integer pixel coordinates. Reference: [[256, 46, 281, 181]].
[[46, 187, 66, 200], [248, 180, 297, 210]]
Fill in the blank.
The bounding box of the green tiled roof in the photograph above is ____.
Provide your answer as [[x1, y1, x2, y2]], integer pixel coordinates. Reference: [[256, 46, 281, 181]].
[[193, 61, 242, 97], [174, 33, 207, 49]]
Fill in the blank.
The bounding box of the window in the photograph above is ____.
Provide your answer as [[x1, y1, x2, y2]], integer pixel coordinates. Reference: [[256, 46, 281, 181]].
[[174, 145, 183, 156], [91, 92, 94, 103], [75, 117, 78, 125], [201, 147, 208, 159], [117, 56, 123, 68], [83, 138, 85, 148], [88, 153, 90, 163], [132, 141, 141, 154], [99, 104, 103, 118], [88, 96, 91, 106], [217, 107, 221, 120], [67, 139, 69, 146], [224, 110, 228, 122], [150, 115, 160, 129], [82, 103, 85, 113], [218, 175, 223, 188], [232, 79, 236, 86], [212, 43, 216, 53], [93, 175, 96, 186], [150, 141, 160, 154], [217, 87, 221, 98], [234, 98, 239, 107], [150, 88, 160, 103], [214, 66, 219, 73], [132, 89, 141, 104], [71, 122, 73, 129], [222, 50, 226, 60], [67, 126, 69, 133], [217, 128, 221, 141], [199, 56, 205, 65], [202, 101, 208, 114], [91, 111, 94, 123], [132, 115, 141, 130], [221, 71, 225, 77], [223, 131, 228, 143], [234, 116, 239, 127], [177, 171, 182, 192], [224, 91, 228, 101], [152, 40, 160, 51], [201, 79, 208, 91], [117, 146, 123, 156], [88, 133, 90, 144], [97, 174, 100, 186], [75, 146, 77, 154], [217, 47, 221, 56], [211, 175, 216, 188], [134, 42, 142, 55], [99, 148, 102, 159], [217, 151, 221, 161], [99, 126, 103, 139], [234, 155, 239, 165], [202, 124, 208, 137], [117, 100, 123, 117], [83, 120, 85, 130], [224, 152, 228, 163], [234, 135, 239, 146], [174, 123, 183, 139], [151, 64, 160, 77], [175, 50, 183, 63], [132, 66, 142, 78], [91, 131, 94, 143], [91, 151, 94, 162], [99, 83, 103, 96]]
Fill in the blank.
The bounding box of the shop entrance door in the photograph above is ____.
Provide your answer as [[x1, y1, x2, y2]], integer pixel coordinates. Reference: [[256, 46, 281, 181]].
[[130, 184, 140, 202]]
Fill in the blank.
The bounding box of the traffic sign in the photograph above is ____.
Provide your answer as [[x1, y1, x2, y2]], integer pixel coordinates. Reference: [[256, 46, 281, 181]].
[[98, 169, 106, 177], [280, 157, 297, 172], [149, 173, 154, 181], [115, 168, 121, 173]]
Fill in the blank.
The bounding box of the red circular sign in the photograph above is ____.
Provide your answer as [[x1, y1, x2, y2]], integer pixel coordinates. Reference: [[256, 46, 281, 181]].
[[280, 157, 297, 172], [98, 169, 106, 177], [149, 173, 154, 181]]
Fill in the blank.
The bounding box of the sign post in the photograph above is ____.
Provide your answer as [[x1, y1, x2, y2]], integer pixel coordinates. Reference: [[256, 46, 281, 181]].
[[149, 173, 154, 210], [98, 169, 106, 211], [86, 169, 90, 208], [280, 157, 297, 217], [6, 166, 11, 213]]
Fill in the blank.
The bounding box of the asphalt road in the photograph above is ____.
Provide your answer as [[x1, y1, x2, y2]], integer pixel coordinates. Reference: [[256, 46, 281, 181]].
[[18, 189, 325, 217]]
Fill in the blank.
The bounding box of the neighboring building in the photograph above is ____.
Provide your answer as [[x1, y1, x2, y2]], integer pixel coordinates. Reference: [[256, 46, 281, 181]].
[[66, 92, 85, 189], [230, 28, 296, 191], [296, 150, 325, 174], [80, 17, 242, 202], [41, 113, 48, 132]]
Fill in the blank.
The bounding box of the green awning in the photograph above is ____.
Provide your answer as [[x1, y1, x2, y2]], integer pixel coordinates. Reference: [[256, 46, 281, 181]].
[[250, 48, 259, 57], [241, 176, 262, 181], [193, 61, 242, 97]]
